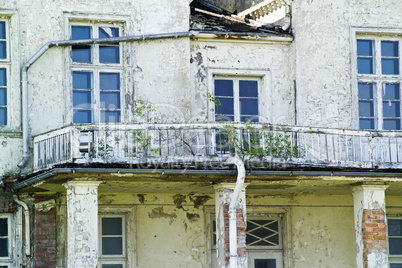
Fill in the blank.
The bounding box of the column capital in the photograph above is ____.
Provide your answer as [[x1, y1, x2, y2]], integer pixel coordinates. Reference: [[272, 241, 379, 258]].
[[352, 184, 389, 194]]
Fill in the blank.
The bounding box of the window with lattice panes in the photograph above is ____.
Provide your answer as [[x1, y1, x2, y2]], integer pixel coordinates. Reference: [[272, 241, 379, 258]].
[[98, 215, 126, 268], [211, 216, 283, 268], [0, 215, 12, 267], [70, 22, 123, 124], [356, 37, 402, 130], [0, 20, 9, 126], [388, 218, 402, 267]]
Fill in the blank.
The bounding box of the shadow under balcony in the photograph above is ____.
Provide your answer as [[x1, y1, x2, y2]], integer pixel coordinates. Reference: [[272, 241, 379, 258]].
[[33, 123, 402, 172]]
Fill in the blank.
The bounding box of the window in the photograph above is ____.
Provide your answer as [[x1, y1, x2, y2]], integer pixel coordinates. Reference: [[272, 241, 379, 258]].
[[71, 23, 122, 123], [388, 218, 402, 267], [0, 21, 8, 126], [0, 215, 11, 267], [214, 77, 260, 123], [214, 77, 260, 151], [356, 37, 402, 130], [211, 216, 283, 268], [99, 215, 126, 268]]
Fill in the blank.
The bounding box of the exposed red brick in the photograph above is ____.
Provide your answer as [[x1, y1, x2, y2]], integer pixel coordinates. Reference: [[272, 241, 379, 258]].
[[33, 195, 57, 268], [362, 209, 387, 268]]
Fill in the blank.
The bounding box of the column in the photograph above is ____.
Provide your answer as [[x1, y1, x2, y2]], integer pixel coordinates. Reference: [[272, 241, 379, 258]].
[[214, 183, 248, 268], [353, 184, 389, 268], [63, 180, 102, 268]]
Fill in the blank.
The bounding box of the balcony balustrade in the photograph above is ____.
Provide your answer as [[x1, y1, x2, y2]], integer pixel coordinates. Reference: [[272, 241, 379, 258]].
[[33, 123, 402, 172]]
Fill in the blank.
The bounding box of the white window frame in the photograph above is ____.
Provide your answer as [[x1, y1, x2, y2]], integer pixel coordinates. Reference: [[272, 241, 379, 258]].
[[207, 68, 272, 123], [0, 19, 9, 128], [69, 21, 124, 124], [98, 214, 126, 268], [213, 76, 261, 122], [387, 217, 402, 266], [0, 214, 12, 267], [351, 28, 402, 130]]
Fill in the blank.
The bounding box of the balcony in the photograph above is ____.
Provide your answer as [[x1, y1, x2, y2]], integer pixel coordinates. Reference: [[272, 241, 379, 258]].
[[33, 123, 402, 172]]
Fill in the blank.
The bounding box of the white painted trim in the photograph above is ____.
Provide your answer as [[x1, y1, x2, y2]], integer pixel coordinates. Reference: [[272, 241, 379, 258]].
[[350, 27, 402, 130], [98, 206, 136, 268], [207, 68, 272, 123], [0, 214, 13, 265], [64, 14, 128, 125]]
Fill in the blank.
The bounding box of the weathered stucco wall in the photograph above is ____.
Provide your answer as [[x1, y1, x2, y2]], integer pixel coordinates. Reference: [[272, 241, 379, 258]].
[[190, 38, 293, 124], [53, 190, 360, 267], [248, 194, 356, 268], [292, 0, 402, 128]]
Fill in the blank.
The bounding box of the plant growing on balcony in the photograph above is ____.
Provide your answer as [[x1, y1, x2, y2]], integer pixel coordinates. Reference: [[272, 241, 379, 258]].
[[122, 99, 162, 158], [208, 93, 302, 162]]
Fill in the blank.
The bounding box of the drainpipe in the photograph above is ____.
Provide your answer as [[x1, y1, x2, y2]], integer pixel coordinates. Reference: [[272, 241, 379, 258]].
[[17, 31, 196, 168], [227, 155, 246, 268], [13, 196, 30, 256]]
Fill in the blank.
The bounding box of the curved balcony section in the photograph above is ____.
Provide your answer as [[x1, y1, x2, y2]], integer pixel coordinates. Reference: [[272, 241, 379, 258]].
[[33, 123, 402, 172]]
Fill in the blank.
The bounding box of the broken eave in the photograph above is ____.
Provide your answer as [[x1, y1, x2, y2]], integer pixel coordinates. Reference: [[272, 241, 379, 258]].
[[191, 31, 292, 43]]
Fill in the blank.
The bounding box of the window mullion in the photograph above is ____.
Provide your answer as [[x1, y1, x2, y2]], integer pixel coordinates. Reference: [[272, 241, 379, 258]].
[[377, 82, 383, 130], [375, 39, 381, 75], [94, 70, 100, 123], [234, 78, 240, 122]]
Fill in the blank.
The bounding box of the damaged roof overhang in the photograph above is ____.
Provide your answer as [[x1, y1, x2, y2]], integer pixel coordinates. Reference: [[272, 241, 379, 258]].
[[13, 164, 402, 195], [190, 0, 292, 38]]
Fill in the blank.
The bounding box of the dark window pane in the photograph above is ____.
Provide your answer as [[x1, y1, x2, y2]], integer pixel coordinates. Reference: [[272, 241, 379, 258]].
[[359, 119, 374, 129], [73, 72, 92, 89], [384, 119, 400, 130], [0, 238, 8, 257], [99, 27, 119, 39], [384, 84, 400, 99], [102, 217, 122, 235], [383, 101, 400, 117], [359, 101, 374, 117], [357, 40, 374, 56], [255, 259, 276, 268], [0, 108, 6, 125], [0, 68, 6, 87], [0, 218, 8, 236], [358, 58, 374, 74], [71, 26, 91, 40], [99, 46, 119, 64], [73, 110, 92, 123], [382, 41, 399, 57], [102, 265, 123, 268], [382, 58, 399, 75], [101, 111, 121, 123], [358, 83, 374, 99], [73, 91, 92, 108], [215, 80, 233, 97], [391, 264, 402, 268], [100, 73, 120, 90], [389, 238, 402, 255], [389, 220, 402, 236], [240, 99, 258, 116], [216, 97, 234, 115], [239, 80, 258, 97], [0, 88, 6, 106], [100, 92, 120, 109], [0, 41, 5, 59], [72, 45, 92, 63], [0, 21, 5, 39], [102, 237, 123, 255]]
